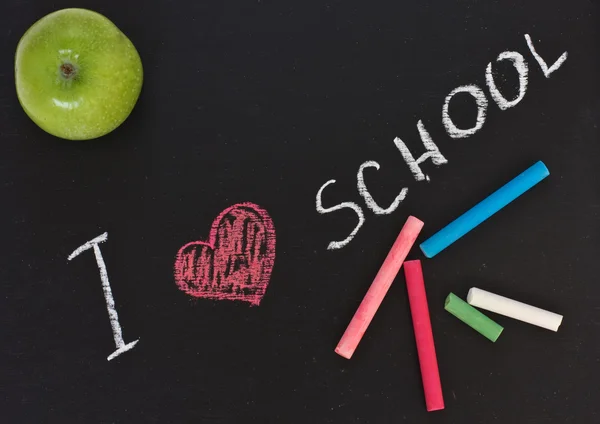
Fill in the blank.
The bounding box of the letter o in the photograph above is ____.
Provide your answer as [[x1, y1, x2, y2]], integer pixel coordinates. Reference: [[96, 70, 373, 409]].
[[442, 84, 488, 139], [485, 51, 528, 110]]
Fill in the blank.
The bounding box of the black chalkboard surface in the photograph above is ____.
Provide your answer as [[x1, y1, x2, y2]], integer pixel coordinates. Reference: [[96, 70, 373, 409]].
[[2, 0, 599, 423]]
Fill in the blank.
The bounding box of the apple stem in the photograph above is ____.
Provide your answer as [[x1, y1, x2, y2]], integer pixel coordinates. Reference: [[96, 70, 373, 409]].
[[60, 62, 77, 80]]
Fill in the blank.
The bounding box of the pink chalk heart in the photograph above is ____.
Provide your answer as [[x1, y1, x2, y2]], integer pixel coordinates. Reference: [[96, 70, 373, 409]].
[[174, 202, 276, 306]]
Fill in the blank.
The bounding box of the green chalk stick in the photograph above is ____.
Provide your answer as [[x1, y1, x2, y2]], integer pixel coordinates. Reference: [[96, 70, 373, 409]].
[[444, 293, 503, 342]]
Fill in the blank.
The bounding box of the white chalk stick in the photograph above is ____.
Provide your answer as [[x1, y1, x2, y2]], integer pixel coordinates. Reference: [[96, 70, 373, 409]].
[[467, 287, 563, 332]]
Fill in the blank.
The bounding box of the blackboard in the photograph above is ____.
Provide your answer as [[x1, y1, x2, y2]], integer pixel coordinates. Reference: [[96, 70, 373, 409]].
[[2, 0, 599, 422]]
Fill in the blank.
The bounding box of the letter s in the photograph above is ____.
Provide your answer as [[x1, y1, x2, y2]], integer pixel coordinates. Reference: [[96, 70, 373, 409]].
[[316, 179, 365, 250]]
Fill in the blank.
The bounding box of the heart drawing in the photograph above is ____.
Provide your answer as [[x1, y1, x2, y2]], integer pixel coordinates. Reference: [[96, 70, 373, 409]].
[[174, 202, 276, 306]]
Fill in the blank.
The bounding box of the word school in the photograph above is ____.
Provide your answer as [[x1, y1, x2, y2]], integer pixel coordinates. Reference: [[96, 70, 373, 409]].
[[315, 34, 568, 250]]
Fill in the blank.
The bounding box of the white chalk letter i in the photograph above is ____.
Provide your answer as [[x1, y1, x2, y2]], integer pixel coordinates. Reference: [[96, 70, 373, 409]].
[[68, 232, 139, 361]]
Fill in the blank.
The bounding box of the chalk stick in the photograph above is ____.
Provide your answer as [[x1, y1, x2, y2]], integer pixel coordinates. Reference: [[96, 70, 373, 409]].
[[444, 293, 503, 342], [420, 161, 549, 258], [335, 216, 424, 359], [467, 287, 563, 331], [403, 260, 444, 412]]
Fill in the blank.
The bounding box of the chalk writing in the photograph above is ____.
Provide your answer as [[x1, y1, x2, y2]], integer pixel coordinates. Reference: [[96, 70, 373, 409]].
[[316, 180, 366, 250], [486, 51, 528, 110], [174, 202, 276, 306], [394, 120, 448, 182], [442, 84, 489, 139], [316, 33, 568, 250], [357, 161, 408, 215], [525, 34, 568, 78], [68, 232, 139, 361]]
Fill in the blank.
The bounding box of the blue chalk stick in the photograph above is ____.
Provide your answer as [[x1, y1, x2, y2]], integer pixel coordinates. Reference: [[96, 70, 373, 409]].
[[420, 161, 550, 258]]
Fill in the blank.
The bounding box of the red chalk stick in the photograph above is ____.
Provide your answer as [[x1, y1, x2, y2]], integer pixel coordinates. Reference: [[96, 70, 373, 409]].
[[335, 216, 424, 359], [403, 260, 444, 412]]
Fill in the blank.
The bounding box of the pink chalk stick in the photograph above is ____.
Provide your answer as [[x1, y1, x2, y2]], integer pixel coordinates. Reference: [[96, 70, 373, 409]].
[[335, 216, 424, 359], [403, 260, 444, 412]]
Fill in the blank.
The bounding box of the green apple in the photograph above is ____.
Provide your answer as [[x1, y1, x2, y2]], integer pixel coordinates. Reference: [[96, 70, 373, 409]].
[[15, 8, 143, 140]]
